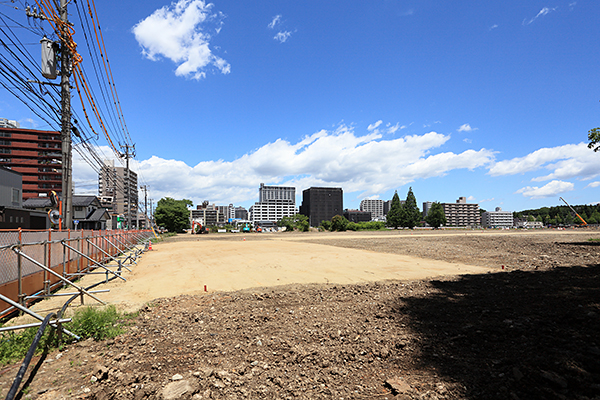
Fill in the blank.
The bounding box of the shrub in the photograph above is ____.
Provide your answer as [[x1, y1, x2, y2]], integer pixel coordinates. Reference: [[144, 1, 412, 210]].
[[67, 305, 124, 341]]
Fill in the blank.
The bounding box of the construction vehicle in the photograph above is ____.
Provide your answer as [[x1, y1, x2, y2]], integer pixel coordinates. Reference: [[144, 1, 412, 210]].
[[559, 197, 588, 226], [242, 223, 251, 233], [192, 221, 209, 234]]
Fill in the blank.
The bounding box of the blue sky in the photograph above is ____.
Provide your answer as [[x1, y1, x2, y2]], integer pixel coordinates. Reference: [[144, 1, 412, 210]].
[[2, 0, 600, 213]]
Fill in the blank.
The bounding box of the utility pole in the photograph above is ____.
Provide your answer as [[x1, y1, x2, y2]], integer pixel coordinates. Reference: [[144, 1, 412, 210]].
[[59, 0, 72, 230], [120, 144, 135, 230], [140, 185, 148, 229]]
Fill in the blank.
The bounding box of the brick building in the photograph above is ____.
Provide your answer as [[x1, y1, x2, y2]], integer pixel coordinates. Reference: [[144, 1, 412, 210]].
[[0, 124, 62, 200]]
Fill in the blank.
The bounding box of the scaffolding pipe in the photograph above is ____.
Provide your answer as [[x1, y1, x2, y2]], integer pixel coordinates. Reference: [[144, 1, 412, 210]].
[[86, 239, 132, 272], [0, 293, 79, 339], [61, 241, 126, 281], [10, 247, 107, 305]]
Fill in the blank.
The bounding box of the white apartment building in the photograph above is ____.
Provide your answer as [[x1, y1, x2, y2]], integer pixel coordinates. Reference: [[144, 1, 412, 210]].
[[442, 196, 479, 227], [360, 199, 384, 219], [250, 183, 297, 224], [481, 207, 513, 228]]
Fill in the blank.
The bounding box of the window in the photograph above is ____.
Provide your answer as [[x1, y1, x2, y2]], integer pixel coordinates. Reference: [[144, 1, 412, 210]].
[[0, 132, 10, 137], [12, 188, 19, 203], [0, 148, 10, 154], [0, 140, 10, 145]]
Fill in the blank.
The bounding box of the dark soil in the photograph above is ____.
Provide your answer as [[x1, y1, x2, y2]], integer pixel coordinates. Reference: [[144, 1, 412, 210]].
[[1, 231, 600, 400]]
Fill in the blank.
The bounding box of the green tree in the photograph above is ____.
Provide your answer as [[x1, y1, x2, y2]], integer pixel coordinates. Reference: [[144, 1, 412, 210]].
[[277, 216, 295, 231], [154, 197, 192, 233], [278, 214, 309, 232], [402, 187, 421, 229], [386, 191, 402, 229], [320, 220, 332, 231], [295, 214, 310, 232], [588, 129, 600, 152], [425, 202, 446, 229], [330, 215, 349, 231]]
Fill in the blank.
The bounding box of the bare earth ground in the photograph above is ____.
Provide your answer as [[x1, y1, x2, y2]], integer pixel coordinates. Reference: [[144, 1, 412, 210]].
[[1, 229, 600, 400]]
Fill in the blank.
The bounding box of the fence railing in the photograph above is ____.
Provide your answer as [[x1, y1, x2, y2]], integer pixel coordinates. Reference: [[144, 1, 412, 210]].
[[0, 228, 153, 318]]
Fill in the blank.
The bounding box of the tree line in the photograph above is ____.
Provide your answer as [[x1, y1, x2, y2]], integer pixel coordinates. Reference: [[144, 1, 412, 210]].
[[516, 204, 600, 226]]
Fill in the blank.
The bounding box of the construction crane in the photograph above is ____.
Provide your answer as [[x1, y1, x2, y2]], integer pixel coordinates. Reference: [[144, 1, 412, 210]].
[[559, 197, 588, 226]]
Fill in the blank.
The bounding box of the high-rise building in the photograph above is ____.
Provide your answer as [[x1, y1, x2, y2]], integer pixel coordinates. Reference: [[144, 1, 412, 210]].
[[422, 201, 433, 218], [360, 199, 383, 219], [98, 160, 138, 228], [0, 124, 62, 200], [250, 184, 297, 224], [441, 197, 479, 227], [299, 187, 343, 227]]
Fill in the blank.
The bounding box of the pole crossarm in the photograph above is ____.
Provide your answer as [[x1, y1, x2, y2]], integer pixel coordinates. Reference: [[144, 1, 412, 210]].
[[10, 246, 107, 305], [61, 240, 126, 281]]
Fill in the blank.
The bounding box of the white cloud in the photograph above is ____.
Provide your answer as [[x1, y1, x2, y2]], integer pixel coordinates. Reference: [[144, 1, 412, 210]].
[[274, 31, 292, 43], [467, 196, 476, 201], [586, 181, 600, 188], [488, 143, 600, 182], [523, 7, 557, 25], [489, 24, 498, 31], [463, 138, 472, 144], [72, 126, 495, 206], [479, 198, 495, 203], [516, 180, 574, 199], [386, 123, 404, 134], [132, 0, 230, 80], [457, 123, 477, 132], [368, 120, 383, 131], [268, 15, 281, 29]]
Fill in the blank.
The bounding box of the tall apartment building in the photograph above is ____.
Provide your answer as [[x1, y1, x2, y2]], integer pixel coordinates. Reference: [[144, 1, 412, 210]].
[[0, 124, 62, 200], [98, 160, 138, 228], [442, 196, 479, 227], [250, 183, 297, 224], [299, 187, 343, 227], [422, 201, 433, 218], [360, 199, 383, 219], [481, 207, 513, 228]]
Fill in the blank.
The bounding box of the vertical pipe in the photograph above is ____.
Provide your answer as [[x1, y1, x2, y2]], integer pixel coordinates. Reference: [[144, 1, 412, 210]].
[[47, 229, 52, 294], [17, 227, 23, 308], [62, 235, 66, 288]]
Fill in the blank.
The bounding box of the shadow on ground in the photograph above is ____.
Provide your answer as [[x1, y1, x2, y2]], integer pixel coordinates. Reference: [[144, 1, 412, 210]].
[[392, 265, 600, 400]]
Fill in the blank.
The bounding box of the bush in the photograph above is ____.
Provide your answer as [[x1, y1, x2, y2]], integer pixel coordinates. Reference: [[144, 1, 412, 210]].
[[0, 305, 127, 366], [67, 305, 124, 341]]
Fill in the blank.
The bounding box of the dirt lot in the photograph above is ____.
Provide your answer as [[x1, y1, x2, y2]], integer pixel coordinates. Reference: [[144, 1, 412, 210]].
[[1, 229, 600, 400]]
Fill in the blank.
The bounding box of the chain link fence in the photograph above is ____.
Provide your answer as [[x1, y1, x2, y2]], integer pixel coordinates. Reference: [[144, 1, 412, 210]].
[[0, 229, 153, 317]]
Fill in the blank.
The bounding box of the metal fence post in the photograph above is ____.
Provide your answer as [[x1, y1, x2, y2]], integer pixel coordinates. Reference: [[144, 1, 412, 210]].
[[17, 228, 23, 309]]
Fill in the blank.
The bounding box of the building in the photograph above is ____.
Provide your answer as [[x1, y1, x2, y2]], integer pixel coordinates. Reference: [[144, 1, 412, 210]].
[[481, 207, 513, 228], [23, 195, 109, 230], [514, 219, 544, 229], [233, 206, 248, 220], [422, 201, 433, 218], [98, 160, 138, 229], [344, 209, 371, 223], [0, 124, 62, 200], [299, 187, 343, 227], [249, 184, 297, 225], [259, 183, 295, 203], [360, 199, 383, 219], [383, 200, 392, 216], [441, 197, 479, 227]]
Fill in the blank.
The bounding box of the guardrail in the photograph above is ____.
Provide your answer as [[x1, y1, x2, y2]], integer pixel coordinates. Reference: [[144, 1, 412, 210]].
[[0, 228, 153, 318]]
